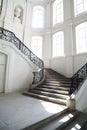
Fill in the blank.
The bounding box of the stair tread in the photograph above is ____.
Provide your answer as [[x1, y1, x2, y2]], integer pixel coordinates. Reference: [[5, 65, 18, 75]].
[[35, 87, 69, 95], [24, 92, 67, 105], [30, 89, 69, 99], [64, 112, 87, 130], [45, 80, 71, 83], [38, 85, 70, 91], [55, 110, 80, 130], [42, 82, 71, 86]]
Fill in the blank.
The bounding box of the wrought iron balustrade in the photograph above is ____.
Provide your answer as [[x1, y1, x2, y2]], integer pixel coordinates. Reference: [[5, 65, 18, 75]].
[[70, 63, 87, 95], [0, 27, 44, 84]]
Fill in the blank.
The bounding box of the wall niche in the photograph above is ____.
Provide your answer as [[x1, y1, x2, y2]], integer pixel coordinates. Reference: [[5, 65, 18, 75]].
[[14, 6, 23, 24]]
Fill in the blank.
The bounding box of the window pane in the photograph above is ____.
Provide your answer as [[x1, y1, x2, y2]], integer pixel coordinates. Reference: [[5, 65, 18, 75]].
[[76, 22, 87, 53], [74, 0, 87, 16], [32, 6, 44, 28], [53, 0, 63, 26], [53, 31, 64, 57], [31, 36, 43, 59]]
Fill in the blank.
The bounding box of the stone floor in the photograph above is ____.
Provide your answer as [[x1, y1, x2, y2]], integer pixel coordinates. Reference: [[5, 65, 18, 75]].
[[0, 93, 66, 130]]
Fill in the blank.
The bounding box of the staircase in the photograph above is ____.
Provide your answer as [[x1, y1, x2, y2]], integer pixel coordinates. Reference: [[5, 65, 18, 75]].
[[23, 108, 87, 130], [0, 28, 87, 130], [24, 68, 72, 106], [23, 69, 87, 129]]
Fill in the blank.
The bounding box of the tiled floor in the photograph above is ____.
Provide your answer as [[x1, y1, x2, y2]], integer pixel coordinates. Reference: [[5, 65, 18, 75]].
[[0, 93, 66, 130]]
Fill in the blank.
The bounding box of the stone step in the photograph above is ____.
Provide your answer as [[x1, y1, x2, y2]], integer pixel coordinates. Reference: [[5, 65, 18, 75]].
[[46, 76, 71, 81], [24, 92, 67, 105], [44, 80, 72, 84], [42, 82, 72, 87], [43, 81, 78, 87], [44, 80, 80, 85], [40, 110, 80, 130], [38, 85, 70, 91], [23, 108, 69, 130], [45, 77, 67, 80], [23, 109, 82, 130], [30, 89, 69, 100], [35, 87, 69, 95], [63, 112, 87, 130], [55, 110, 80, 130]]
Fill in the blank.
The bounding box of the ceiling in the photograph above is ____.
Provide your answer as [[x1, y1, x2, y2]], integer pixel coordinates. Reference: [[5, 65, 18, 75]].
[[28, 0, 52, 4]]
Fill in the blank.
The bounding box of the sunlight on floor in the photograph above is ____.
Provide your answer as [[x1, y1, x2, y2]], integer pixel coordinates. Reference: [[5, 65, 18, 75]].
[[59, 113, 74, 123], [75, 124, 81, 129], [71, 128, 77, 130], [71, 124, 81, 130], [40, 100, 66, 113]]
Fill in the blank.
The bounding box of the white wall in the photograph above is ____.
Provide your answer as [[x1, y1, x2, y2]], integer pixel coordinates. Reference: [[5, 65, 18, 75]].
[[76, 80, 87, 112], [0, 39, 37, 93], [50, 53, 87, 77], [50, 56, 73, 77], [73, 54, 87, 73], [9, 51, 33, 92]]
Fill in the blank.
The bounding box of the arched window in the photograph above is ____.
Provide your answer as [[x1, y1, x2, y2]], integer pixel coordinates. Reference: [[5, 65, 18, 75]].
[[74, 0, 87, 16], [76, 22, 87, 53], [53, 0, 63, 26], [53, 31, 64, 57], [31, 36, 43, 58], [32, 6, 44, 28]]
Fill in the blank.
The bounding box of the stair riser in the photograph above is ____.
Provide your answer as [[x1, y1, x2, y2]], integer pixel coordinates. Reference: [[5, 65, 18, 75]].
[[35, 88, 69, 95], [24, 93, 67, 106], [38, 85, 70, 91], [30, 90, 68, 99]]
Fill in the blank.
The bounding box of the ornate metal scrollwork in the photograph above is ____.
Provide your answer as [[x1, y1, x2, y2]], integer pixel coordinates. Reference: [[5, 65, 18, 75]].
[[70, 63, 87, 95], [0, 27, 44, 84]]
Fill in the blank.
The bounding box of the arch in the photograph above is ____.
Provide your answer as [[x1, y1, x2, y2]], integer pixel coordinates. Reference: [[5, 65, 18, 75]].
[[53, 0, 63, 25], [32, 6, 44, 28], [75, 22, 87, 53]]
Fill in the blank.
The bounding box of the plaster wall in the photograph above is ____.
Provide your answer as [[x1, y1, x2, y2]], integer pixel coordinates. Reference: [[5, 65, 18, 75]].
[[0, 39, 36, 93], [76, 79, 87, 112]]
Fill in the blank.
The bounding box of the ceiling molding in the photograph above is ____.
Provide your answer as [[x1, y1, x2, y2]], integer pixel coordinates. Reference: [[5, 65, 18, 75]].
[[28, 0, 51, 4]]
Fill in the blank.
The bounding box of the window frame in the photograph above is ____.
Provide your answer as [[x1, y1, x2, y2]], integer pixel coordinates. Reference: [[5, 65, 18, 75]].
[[32, 6, 44, 28], [75, 22, 87, 54], [53, 0, 64, 26], [31, 36, 43, 59], [52, 31, 64, 57], [74, 0, 87, 16]]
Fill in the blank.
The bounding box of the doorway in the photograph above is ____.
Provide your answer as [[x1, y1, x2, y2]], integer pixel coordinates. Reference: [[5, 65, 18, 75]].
[[0, 53, 6, 92]]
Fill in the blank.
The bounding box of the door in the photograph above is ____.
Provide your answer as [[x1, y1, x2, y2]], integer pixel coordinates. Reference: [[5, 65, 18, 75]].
[[0, 53, 6, 92]]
